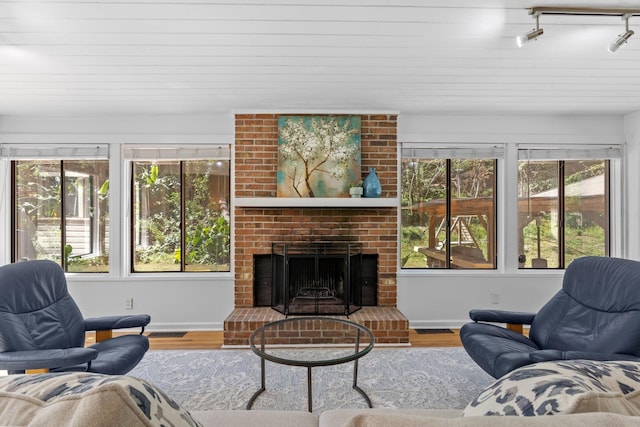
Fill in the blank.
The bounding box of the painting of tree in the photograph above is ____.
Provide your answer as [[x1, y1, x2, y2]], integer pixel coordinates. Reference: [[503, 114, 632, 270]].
[[277, 116, 361, 197]]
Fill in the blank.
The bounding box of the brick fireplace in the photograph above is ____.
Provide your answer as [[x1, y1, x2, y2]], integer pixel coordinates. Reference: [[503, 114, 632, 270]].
[[223, 114, 409, 345]]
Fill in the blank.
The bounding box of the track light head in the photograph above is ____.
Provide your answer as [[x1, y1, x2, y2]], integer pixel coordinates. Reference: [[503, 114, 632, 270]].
[[608, 15, 634, 53], [516, 28, 544, 47], [608, 29, 634, 52], [516, 12, 543, 47]]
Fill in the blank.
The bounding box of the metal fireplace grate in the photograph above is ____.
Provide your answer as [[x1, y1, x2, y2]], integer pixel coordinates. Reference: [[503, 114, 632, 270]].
[[271, 242, 363, 316]]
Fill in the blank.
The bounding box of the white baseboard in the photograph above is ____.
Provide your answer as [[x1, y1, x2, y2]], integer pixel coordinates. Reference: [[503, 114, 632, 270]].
[[144, 321, 473, 333], [409, 320, 468, 330], [145, 322, 223, 332]]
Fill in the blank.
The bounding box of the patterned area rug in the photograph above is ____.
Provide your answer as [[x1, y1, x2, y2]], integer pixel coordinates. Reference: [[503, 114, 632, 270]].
[[128, 347, 493, 414]]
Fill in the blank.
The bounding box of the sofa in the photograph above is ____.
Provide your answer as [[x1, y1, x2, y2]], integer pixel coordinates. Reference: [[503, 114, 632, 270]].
[[1, 359, 640, 426]]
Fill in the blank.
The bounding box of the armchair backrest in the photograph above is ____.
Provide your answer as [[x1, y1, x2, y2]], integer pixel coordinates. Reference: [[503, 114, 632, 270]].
[[530, 256, 640, 355], [0, 260, 85, 352]]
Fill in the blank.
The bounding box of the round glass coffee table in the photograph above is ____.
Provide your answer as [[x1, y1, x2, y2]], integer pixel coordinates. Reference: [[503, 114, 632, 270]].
[[246, 316, 375, 412]]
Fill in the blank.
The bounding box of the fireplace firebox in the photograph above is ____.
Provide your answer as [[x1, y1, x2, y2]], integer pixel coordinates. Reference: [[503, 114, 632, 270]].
[[270, 242, 363, 316]]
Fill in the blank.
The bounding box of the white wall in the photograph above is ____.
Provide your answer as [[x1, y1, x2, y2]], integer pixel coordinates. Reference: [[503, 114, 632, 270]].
[[624, 112, 640, 260], [0, 114, 233, 144], [0, 112, 633, 331], [398, 114, 627, 329], [66, 275, 234, 331]]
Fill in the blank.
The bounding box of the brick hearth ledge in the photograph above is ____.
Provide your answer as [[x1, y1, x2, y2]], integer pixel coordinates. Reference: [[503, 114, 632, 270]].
[[223, 306, 409, 346]]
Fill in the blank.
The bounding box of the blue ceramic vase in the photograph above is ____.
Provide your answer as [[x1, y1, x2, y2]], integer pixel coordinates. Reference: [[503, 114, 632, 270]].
[[363, 167, 382, 198]]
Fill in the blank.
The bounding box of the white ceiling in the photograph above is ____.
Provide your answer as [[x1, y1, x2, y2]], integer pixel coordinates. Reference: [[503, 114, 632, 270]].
[[1, 0, 640, 116]]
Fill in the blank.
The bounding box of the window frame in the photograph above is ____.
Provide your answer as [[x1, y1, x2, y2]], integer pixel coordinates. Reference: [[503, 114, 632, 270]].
[[123, 145, 231, 274], [517, 146, 620, 269], [4, 145, 110, 272], [399, 143, 623, 273], [400, 144, 502, 270]]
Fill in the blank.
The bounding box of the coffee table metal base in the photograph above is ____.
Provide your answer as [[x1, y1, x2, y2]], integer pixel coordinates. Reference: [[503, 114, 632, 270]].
[[246, 356, 372, 412], [246, 317, 375, 412]]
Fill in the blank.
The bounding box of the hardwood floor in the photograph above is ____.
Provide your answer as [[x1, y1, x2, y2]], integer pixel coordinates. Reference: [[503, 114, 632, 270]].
[[408, 328, 462, 348], [87, 329, 462, 350]]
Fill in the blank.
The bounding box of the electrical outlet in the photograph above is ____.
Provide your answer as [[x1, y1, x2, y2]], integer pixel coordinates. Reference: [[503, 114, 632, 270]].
[[125, 298, 134, 310], [490, 293, 500, 305]]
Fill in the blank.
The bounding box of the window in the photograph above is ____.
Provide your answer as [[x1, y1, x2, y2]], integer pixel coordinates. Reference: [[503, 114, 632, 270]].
[[7, 146, 110, 272], [126, 146, 230, 273], [400, 146, 500, 269], [517, 147, 618, 269]]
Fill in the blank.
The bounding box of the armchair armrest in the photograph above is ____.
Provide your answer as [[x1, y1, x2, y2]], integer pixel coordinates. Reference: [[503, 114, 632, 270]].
[[469, 309, 536, 334], [85, 315, 150, 342], [0, 347, 98, 371], [85, 315, 150, 332], [469, 309, 536, 325], [530, 349, 640, 364]]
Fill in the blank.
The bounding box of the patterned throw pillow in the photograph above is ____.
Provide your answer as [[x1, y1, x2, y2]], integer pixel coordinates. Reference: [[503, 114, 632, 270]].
[[0, 372, 201, 426], [463, 360, 640, 417]]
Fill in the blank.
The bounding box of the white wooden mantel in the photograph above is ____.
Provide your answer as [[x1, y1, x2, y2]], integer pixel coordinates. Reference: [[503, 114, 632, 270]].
[[233, 197, 398, 208]]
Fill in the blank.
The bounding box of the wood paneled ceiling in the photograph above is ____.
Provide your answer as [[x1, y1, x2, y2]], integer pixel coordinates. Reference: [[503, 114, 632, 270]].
[[1, 0, 639, 116]]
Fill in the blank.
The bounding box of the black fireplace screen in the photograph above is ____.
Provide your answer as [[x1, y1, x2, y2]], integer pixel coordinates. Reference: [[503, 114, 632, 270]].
[[271, 242, 363, 316]]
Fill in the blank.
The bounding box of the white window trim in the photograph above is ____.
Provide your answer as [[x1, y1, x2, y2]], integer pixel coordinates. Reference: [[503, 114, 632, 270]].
[[398, 142, 623, 273], [121, 144, 232, 276], [0, 144, 109, 159], [0, 143, 234, 276], [0, 143, 111, 269], [516, 143, 624, 266], [400, 143, 505, 271]]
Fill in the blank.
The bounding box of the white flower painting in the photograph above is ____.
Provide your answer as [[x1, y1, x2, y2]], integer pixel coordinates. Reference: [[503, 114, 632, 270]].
[[277, 116, 361, 197]]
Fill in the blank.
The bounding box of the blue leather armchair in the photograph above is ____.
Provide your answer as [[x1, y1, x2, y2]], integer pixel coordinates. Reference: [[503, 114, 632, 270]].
[[0, 260, 150, 375], [461, 256, 640, 379]]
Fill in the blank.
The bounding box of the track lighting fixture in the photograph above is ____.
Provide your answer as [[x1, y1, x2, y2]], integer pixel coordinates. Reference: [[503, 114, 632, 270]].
[[517, 7, 640, 52], [608, 14, 634, 53], [516, 12, 543, 47]]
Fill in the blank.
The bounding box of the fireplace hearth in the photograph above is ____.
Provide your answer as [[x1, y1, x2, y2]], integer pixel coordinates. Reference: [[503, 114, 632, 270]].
[[271, 242, 364, 316]]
